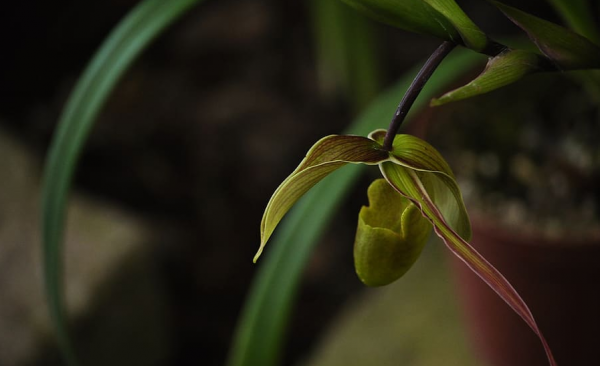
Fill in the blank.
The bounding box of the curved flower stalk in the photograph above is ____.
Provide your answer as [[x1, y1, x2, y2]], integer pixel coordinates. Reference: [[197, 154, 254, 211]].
[[256, 129, 556, 366]]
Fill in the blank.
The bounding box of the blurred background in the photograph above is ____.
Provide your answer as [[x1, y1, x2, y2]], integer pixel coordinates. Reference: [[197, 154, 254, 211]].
[[0, 0, 597, 365]]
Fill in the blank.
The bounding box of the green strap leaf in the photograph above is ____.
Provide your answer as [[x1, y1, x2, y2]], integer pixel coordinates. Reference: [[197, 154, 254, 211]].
[[340, 0, 462, 43], [40, 0, 202, 364], [431, 49, 544, 106], [380, 163, 557, 366], [257, 135, 389, 262], [354, 179, 431, 286], [493, 1, 600, 70], [340, 0, 493, 52], [311, 0, 383, 110], [423, 0, 488, 51], [546, 0, 600, 45]]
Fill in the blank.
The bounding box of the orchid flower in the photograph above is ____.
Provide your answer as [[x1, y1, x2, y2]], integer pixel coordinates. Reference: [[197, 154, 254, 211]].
[[255, 128, 556, 366]]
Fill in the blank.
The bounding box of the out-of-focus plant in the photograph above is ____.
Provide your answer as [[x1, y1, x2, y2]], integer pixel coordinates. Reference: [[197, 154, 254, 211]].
[[40, 0, 599, 366], [41, 0, 203, 364], [252, 2, 600, 366]]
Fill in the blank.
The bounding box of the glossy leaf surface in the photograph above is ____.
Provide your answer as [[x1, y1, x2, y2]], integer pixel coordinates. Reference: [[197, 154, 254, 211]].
[[431, 49, 544, 106], [493, 1, 600, 70], [256, 135, 389, 262], [354, 179, 431, 286]]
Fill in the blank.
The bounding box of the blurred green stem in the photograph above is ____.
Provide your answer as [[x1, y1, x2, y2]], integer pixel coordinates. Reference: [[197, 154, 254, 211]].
[[41, 0, 201, 364], [311, 0, 383, 110]]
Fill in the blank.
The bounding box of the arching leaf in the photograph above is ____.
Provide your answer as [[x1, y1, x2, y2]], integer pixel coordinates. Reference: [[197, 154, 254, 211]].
[[256, 135, 389, 262], [380, 163, 556, 366], [340, 0, 462, 43], [546, 0, 600, 45], [40, 0, 202, 364], [493, 1, 600, 70], [424, 0, 488, 51], [431, 49, 545, 106]]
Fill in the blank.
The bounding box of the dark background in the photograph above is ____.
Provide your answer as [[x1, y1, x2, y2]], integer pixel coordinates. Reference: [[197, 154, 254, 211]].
[[0, 1, 575, 365]]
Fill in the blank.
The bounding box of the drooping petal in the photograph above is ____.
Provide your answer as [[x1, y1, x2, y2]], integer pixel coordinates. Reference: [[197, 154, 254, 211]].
[[354, 179, 432, 286], [380, 162, 556, 366], [369, 130, 471, 240], [493, 1, 600, 70], [256, 135, 389, 262], [431, 49, 546, 106]]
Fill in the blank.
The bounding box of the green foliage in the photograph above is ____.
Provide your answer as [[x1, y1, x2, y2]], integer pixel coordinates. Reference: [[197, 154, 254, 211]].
[[228, 49, 483, 366], [340, 0, 462, 42], [256, 128, 473, 287], [493, 1, 600, 70], [311, 0, 383, 109], [340, 0, 600, 106], [432, 49, 545, 105], [339, 0, 492, 51], [42, 1, 599, 365], [379, 160, 557, 365], [255, 130, 470, 269], [40, 0, 202, 364], [369, 130, 472, 242], [546, 0, 600, 45], [255, 123, 554, 364], [423, 0, 488, 51]]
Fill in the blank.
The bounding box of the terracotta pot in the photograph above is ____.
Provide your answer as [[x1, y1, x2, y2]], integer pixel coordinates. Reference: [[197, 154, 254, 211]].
[[451, 217, 600, 366]]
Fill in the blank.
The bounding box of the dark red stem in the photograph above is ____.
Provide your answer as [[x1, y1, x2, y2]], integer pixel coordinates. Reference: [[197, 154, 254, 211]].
[[382, 41, 457, 151]]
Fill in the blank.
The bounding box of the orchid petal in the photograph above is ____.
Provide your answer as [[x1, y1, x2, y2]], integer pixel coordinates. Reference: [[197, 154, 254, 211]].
[[369, 130, 471, 240], [380, 162, 556, 366], [354, 179, 432, 286], [256, 135, 389, 262]]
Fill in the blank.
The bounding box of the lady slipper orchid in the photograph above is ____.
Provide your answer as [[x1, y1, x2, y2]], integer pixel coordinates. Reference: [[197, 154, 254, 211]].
[[256, 128, 556, 366]]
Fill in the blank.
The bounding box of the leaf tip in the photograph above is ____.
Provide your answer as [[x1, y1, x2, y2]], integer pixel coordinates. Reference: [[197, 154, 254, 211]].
[[429, 97, 445, 107], [253, 243, 265, 263]]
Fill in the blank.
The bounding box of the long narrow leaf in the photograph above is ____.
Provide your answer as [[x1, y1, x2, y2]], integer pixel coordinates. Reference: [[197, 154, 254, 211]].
[[311, 0, 383, 110], [340, 0, 461, 42], [431, 49, 545, 106], [423, 0, 488, 51], [40, 0, 201, 364], [380, 164, 556, 366], [227, 48, 483, 366], [493, 1, 600, 70], [546, 0, 600, 45]]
